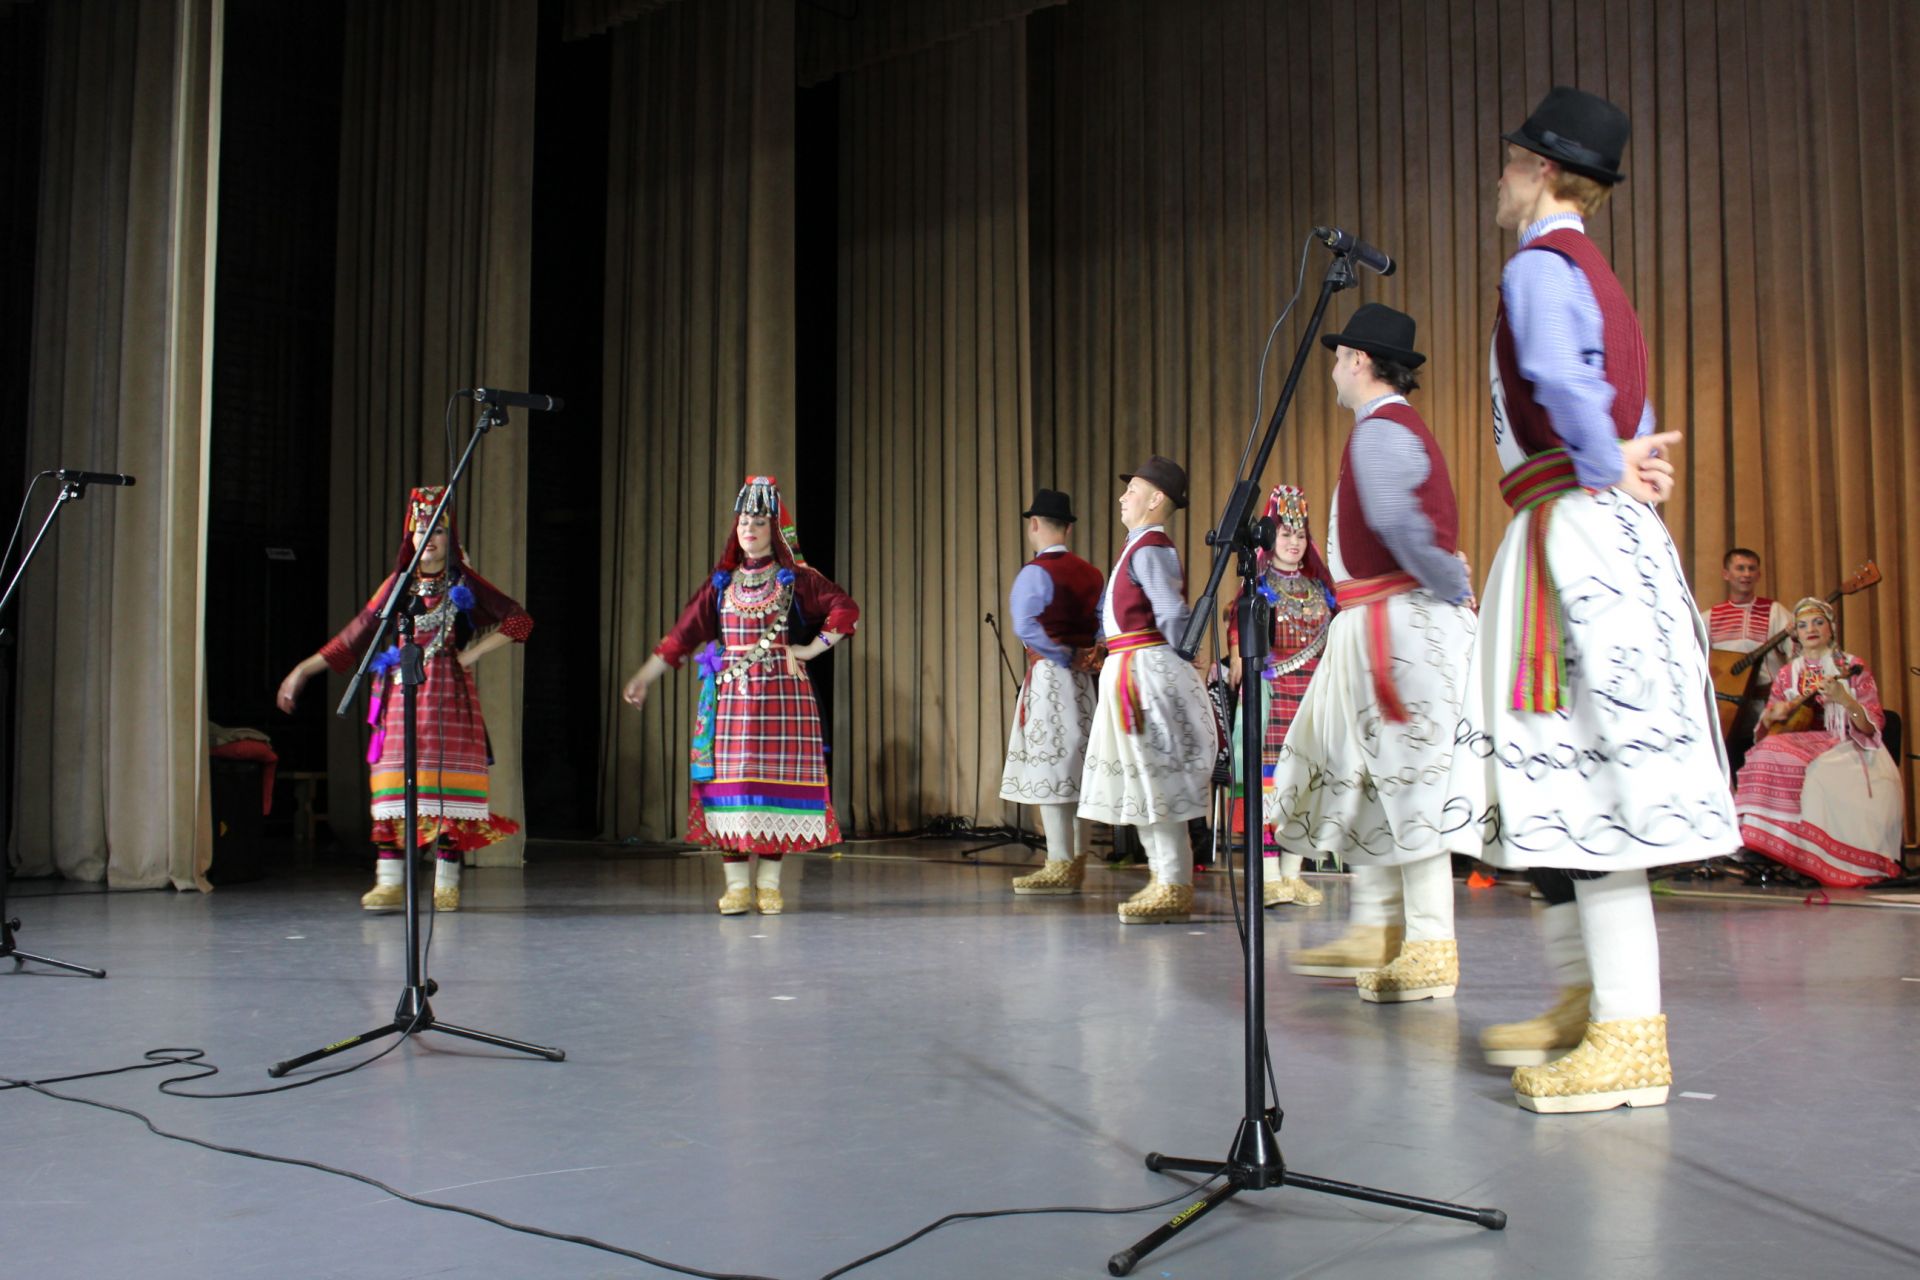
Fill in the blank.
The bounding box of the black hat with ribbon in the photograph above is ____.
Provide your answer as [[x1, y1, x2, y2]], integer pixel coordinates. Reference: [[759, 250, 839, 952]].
[[1503, 86, 1630, 185]]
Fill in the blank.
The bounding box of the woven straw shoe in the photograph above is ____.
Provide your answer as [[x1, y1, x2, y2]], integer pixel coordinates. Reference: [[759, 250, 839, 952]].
[[1480, 986, 1592, 1067], [1117, 882, 1193, 925], [1278, 876, 1323, 906], [755, 887, 784, 915], [716, 885, 755, 915], [1013, 854, 1087, 895], [1357, 938, 1458, 1002], [360, 882, 403, 912], [1262, 877, 1296, 907], [433, 884, 460, 912], [1512, 1015, 1672, 1113], [1289, 925, 1403, 978]]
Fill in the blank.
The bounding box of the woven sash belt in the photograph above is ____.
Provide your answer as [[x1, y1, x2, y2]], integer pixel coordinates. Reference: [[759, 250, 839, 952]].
[[1332, 572, 1418, 724], [1498, 447, 1582, 714], [1106, 628, 1167, 734]]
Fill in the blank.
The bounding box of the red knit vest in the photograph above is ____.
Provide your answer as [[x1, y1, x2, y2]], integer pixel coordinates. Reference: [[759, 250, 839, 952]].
[[1026, 550, 1104, 651], [1335, 402, 1459, 580], [1493, 227, 1649, 456], [1109, 530, 1182, 634]]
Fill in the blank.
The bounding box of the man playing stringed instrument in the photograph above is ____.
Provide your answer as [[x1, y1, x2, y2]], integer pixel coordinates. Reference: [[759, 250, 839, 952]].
[[1704, 548, 1793, 682]]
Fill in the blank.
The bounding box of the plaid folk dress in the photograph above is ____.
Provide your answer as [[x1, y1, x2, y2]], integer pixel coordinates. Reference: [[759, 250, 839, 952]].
[[656, 558, 860, 853], [321, 571, 533, 851]]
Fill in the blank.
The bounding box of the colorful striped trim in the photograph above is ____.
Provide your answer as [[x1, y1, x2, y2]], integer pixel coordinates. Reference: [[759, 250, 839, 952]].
[[1500, 449, 1581, 713], [1332, 573, 1416, 723], [1105, 628, 1167, 653]]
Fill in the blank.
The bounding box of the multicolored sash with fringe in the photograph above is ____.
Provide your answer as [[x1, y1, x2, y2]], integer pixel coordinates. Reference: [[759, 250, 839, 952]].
[[1106, 628, 1166, 734], [1499, 447, 1582, 713], [1332, 572, 1418, 723]]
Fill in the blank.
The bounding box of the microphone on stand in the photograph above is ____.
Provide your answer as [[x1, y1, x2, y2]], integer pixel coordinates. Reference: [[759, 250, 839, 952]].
[[1312, 226, 1396, 277], [55, 469, 136, 487], [456, 388, 565, 412]]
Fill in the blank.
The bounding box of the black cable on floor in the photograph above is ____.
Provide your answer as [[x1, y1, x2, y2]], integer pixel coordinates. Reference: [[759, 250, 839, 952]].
[[4, 1053, 1227, 1280]]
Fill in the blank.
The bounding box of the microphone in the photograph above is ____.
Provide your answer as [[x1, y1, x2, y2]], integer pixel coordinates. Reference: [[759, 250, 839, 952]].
[[56, 469, 136, 487], [458, 387, 564, 412], [1312, 226, 1396, 276]]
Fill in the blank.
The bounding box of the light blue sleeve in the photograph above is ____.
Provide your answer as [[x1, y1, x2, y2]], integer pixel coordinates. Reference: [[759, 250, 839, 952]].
[[1009, 563, 1071, 667], [1501, 249, 1628, 489]]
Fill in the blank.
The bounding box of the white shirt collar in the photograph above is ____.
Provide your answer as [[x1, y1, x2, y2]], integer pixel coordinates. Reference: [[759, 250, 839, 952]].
[[1354, 392, 1410, 420], [1124, 523, 1165, 544], [1520, 212, 1585, 248], [1036, 544, 1067, 556]]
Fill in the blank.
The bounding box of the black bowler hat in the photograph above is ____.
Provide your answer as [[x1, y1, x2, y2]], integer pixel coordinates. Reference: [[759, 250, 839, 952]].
[[1504, 86, 1630, 185], [1120, 455, 1189, 510], [1319, 302, 1425, 369], [1022, 488, 1077, 523]]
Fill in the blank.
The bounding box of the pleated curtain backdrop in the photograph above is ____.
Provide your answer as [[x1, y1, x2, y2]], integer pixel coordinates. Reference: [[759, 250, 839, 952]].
[[833, 19, 1035, 834], [12, 0, 221, 890], [596, 0, 797, 842], [326, 0, 537, 865], [1034, 0, 1920, 832]]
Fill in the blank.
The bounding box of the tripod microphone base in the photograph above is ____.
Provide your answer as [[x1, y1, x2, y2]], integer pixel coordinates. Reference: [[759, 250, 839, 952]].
[[2, 918, 106, 978], [267, 983, 566, 1078], [1117, 1127, 1504, 1274]]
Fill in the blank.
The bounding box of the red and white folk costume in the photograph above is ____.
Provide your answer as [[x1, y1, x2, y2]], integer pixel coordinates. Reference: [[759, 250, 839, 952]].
[[1223, 484, 1335, 908], [1705, 597, 1793, 683], [1076, 456, 1218, 925], [1000, 488, 1105, 896], [1268, 305, 1480, 1003], [321, 486, 533, 911], [652, 477, 858, 914], [1734, 600, 1902, 885]]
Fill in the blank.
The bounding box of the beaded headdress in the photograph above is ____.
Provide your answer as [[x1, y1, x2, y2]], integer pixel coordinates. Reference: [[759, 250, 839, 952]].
[[734, 475, 807, 566], [1268, 484, 1309, 535], [406, 485, 447, 538]]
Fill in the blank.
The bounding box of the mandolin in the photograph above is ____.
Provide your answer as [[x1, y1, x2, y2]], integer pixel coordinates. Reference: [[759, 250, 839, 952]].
[[1710, 560, 1880, 751], [1754, 663, 1864, 741]]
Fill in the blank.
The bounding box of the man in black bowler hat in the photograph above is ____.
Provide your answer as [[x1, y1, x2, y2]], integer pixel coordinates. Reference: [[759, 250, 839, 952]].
[[1459, 86, 1734, 1113], [1000, 488, 1106, 895], [1270, 302, 1481, 1006]]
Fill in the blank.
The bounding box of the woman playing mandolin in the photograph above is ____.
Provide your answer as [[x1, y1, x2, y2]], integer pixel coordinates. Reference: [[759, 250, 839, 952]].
[[1733, 598, 1903, 886]]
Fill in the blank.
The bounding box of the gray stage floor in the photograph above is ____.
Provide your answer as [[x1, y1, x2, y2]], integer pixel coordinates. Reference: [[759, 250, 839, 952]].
[[6, 843, 1919, 1279]]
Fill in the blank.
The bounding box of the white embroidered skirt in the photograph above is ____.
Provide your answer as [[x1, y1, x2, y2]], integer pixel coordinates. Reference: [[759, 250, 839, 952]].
[[1076, 644, 1215, 827], [1000, 659, 1098, 804], [1266, 590, 1481, 866], [1454, 487, 1738, 871]]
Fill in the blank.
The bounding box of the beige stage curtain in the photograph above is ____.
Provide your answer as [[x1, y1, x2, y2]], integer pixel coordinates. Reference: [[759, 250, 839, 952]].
[[597, 0, 797, 841], [326, 0, 536, 866], [833, 19, 1033, 834], [12, 0, 221, 890], [797, 0, 1064, 86], [1037, 0, 1920, 832]]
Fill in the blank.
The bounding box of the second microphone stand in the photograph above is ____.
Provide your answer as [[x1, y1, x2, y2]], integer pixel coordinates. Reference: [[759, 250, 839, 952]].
[[1106, 250, 1504, 1275], [1, 476, 107, 978], [269, 402, 562, 1076]]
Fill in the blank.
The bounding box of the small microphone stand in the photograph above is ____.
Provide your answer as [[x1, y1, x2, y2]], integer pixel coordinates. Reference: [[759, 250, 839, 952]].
[[268, 400, 562, 1075], [954, 612, 1045, 859], [1106, 248, 1503, 1275], [0, 476, 108, 978]]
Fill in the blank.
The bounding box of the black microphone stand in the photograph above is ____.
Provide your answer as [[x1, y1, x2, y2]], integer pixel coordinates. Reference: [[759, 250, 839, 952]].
[[1107, 249, 1503, 1275], [0, 476, 108, 978], [268, 402, 562, 1075], [954, 611, 1045, 860]]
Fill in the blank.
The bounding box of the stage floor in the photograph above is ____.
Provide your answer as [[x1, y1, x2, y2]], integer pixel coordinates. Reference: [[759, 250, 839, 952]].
[[6, 842, 1918, 1279]]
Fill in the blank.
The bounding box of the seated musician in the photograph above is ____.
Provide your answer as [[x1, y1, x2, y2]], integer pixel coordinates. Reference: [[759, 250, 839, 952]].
[[1732, 598, 1902, 886], [1703, 547, 1793, 681]]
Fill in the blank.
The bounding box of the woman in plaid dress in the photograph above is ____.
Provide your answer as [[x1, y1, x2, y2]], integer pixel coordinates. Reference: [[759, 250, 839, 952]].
[[277, 486, 533, 913], [624, 477, 858, 915], [1225, 484, 1335, 909]]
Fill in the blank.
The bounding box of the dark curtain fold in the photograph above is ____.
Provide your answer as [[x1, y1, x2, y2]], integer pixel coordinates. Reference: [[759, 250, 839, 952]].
[[833, 18, 1033, 833]]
